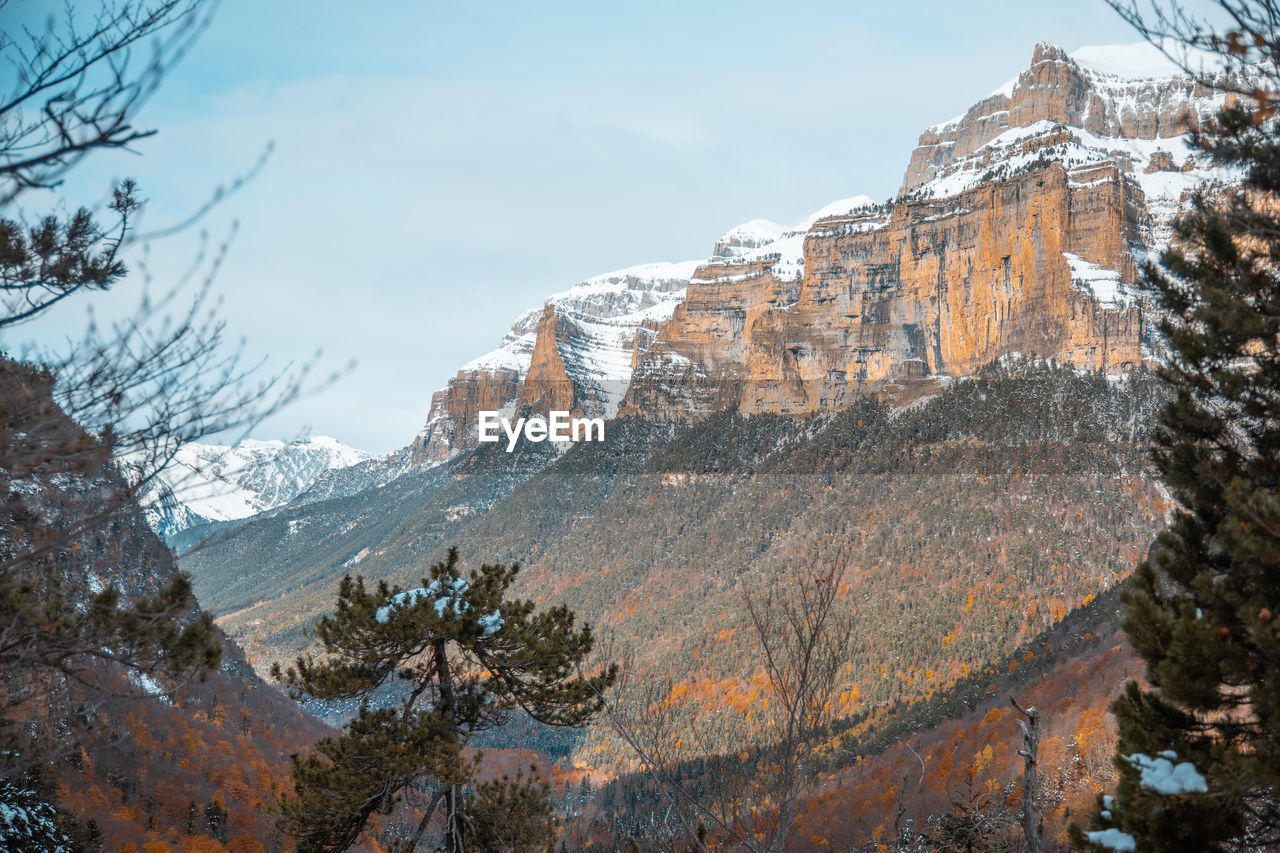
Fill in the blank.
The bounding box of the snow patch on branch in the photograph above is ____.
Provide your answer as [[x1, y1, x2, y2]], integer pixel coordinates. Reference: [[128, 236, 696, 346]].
[[375, 577, 470, 623], [478, 610, 504, 636], [1086, 828, 1136, 851], [373, 579, 502, 633], [1127, 751, 1208, 795], [0, 780, 69, 851]]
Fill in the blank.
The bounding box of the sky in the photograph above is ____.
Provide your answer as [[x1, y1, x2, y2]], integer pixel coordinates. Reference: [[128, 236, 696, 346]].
[[5, 0, 1228, 453]]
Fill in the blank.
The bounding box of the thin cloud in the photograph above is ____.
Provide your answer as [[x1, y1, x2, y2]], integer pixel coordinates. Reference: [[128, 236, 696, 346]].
[[612, 111, 714, 147]]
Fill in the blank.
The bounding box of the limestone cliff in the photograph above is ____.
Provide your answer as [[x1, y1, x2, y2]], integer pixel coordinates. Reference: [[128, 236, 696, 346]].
[[412, 367, 522, 464], [413, 40, 1250, 453], [411, 262, 692, 462], [618, 41, 1245, 420], [901, 42, 1227, 193]]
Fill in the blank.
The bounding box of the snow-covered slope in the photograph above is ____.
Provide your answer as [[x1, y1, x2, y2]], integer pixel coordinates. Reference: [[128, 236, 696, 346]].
[[457, 260, 697, 379], [141, 436, 373, 539], [709, 196, 886, 281], [537, 262, 701, 417]]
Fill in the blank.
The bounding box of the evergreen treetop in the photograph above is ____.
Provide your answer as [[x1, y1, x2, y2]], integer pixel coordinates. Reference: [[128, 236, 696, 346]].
[[274, 548, 616, 852]]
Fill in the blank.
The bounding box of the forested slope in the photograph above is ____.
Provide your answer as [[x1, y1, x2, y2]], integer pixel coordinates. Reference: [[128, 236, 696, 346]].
[[189, 365, 1168, 774]]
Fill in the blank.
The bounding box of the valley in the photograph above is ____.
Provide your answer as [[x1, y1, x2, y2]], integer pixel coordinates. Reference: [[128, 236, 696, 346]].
[[4, 16, 1268, 850]]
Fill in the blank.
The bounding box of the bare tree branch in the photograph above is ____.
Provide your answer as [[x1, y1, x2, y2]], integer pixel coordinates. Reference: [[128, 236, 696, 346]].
[[0, 1, 218, 207]]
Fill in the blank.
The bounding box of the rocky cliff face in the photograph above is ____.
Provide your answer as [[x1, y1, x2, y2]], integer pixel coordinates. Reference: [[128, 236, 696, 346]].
[[618, 41, 1244, 420], [625, 156, 1152, 418], [901, 42, 1228, 193], [414, 41, 1248, 447], [411, 262, 693, 462]]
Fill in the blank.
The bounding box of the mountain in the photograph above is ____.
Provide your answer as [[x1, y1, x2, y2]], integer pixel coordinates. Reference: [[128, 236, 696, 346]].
[[623, 40, 1249, 419], [171, 41, 1252, 846], [411, 261, 696, 463], [140, 435, 375, 540], [188, 363, 1167, 817], [414, 40, 1246, 451], [181, 37, 1230, 688]]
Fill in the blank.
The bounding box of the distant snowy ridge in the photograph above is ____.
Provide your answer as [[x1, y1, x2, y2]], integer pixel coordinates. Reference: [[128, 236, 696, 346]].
[[140, 435, 374, 539]]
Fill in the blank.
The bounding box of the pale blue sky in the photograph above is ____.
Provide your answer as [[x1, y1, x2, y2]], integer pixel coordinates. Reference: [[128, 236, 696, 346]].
[[8, 1, 1221, 452]]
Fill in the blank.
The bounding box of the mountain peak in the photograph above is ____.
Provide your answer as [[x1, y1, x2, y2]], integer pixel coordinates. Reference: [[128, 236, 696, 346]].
[[796, 195, 879, 230], [1032, 41, 1070, 65], [1069, 39, 1221, 80], [412, 39, 1247, 456], [714, 220, 787, 259]]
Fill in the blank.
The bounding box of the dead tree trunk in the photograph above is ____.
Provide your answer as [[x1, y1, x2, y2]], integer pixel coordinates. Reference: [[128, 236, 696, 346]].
[[1011, 697, 1041, 853]]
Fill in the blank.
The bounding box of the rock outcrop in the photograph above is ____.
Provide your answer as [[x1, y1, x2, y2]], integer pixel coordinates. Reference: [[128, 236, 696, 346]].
[[618, 41, 1244, 420], [413, 368, 522, 464], [413, 40, 1250, 448], [901, 42, 1227, 193], [411, 262, 693, 462]]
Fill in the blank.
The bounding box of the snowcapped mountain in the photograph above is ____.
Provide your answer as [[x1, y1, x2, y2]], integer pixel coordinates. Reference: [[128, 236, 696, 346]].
[[615, 40, 1257, 420], [141, 436, 374, 539], [905, 40, 1243, 243], [456, 260, 697, 378], [410, 199, 892, 463], [710, 196, 884, 281], [411, 260, 695, 462], [412, 40, 1255, 454]]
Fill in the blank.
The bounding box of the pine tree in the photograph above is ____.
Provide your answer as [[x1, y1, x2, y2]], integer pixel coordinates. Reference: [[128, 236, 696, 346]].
[[1074, 8, 1280, 849], [204, 798, 228, 843], [470, 767, 558, 853], [0, 774, 73, 852], [273, 548, 616, 853]]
